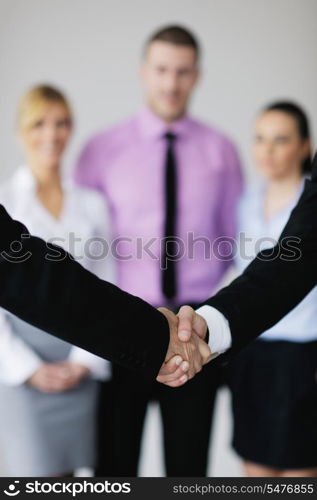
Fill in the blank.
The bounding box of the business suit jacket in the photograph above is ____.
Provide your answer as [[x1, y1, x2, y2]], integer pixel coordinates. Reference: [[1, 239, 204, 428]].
[[0, 208, 169, 379], [204, 153, 317, 354]]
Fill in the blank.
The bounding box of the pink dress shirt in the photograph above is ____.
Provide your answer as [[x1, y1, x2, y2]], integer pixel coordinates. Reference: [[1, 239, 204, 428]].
[[75, 108, 243, 306]]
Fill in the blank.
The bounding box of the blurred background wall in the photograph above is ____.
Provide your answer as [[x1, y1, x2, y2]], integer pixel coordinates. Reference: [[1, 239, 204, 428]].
[[0, 0, 316, 181], [0, 0, 316, 476]]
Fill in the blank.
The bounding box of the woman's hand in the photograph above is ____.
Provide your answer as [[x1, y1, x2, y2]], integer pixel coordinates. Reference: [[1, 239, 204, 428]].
[[27, 362, 90, 393]]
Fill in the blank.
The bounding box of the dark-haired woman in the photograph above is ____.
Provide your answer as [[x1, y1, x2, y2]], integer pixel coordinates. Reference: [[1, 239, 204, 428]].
[[230, 101, 317, 477]]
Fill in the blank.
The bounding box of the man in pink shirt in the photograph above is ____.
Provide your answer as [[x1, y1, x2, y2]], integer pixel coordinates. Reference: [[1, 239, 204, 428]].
[[75, 25, 243, 477]]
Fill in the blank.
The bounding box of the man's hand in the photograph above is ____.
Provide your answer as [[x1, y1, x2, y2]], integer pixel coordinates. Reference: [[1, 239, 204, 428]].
[[156, 307, 212, 387], [177, 305, 208, 341]]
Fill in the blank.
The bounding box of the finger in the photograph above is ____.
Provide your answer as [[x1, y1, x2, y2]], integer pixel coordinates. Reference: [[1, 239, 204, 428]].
[[160, 356, 183, 374], [46, 382, 70, 392], [58, 381, 77, 391], [43, 374, 73, 392], [38, 383, 59, 393], [187, 355, 201, 379], [156, 364, 189, 383], [193, 314, 208, 340], [157, 358, 188, 380], [158, 374, 188, 388], [198, 338, 213, 364], [157, 307, 178, 328], [44, 381, 64, 392], [180, 361, 190, 372], [194, 359, 203, 375], [157, 357, 189, 381], [58, 367, 71, 380], [56, 375, 80, 389], [44, 366, 65, 378], [177, 305, 195, 341]]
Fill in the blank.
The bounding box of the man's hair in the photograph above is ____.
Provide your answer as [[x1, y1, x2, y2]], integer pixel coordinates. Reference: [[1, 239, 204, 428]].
[[145, 25, 200, 60]]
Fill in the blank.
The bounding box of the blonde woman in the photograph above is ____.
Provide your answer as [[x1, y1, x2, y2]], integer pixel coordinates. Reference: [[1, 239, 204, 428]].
[[0, 85, 115, 476]]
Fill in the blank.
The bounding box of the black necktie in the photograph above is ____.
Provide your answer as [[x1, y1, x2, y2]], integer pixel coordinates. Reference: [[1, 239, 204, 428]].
[[162, 132, 177, 300]]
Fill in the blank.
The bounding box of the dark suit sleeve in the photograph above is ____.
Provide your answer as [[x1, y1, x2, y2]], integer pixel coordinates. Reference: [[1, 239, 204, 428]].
[[0, 205, 169, 379], [202, 155, 317, 354]]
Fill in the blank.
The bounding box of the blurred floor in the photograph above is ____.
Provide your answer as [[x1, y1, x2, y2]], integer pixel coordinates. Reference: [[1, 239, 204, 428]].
[[0, 386, 242, 477]]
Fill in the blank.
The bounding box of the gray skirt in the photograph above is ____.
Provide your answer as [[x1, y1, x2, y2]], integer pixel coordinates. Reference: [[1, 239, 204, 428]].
[[0, 315, 99, 476]]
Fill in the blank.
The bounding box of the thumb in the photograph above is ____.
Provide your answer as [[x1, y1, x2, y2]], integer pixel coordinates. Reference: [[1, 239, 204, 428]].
[[197, 337, 213, 365], [177, 305, 195, 341], [193, 313, 208, 340]]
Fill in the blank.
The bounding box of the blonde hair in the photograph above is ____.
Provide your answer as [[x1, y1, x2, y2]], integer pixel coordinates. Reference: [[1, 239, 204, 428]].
[[17, 84, 72, 130]]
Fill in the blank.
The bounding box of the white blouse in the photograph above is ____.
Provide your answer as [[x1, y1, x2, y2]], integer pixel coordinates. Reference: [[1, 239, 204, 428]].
[[0, 165, 116, 384]]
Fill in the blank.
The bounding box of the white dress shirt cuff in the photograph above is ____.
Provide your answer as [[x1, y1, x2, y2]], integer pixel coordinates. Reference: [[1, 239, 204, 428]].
[[68, 347, 111, 381], [196, 305, 232, 359]]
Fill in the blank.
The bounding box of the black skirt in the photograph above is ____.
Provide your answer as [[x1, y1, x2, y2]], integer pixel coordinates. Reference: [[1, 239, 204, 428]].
[[228, 338, 317, 469]]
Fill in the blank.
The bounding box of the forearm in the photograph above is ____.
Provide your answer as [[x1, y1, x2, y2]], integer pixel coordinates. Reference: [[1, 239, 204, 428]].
[[201, 179, 317, 352], [0, 206, 169, 378]]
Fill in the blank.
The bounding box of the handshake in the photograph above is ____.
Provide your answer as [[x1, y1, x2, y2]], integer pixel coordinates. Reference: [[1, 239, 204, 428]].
[[156, 306, 213, 387]]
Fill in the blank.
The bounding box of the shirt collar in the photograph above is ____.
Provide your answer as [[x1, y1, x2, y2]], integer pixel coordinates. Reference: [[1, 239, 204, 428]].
[[137, 107, 192, 140]]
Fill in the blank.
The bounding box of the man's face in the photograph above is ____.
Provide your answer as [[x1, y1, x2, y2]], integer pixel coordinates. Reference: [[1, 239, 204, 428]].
[[141, 41, 199, 122]]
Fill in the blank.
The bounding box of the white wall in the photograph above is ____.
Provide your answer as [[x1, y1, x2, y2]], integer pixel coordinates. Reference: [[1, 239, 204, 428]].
[[0, 0, 316, 477], [0, 0, 316, 180]]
